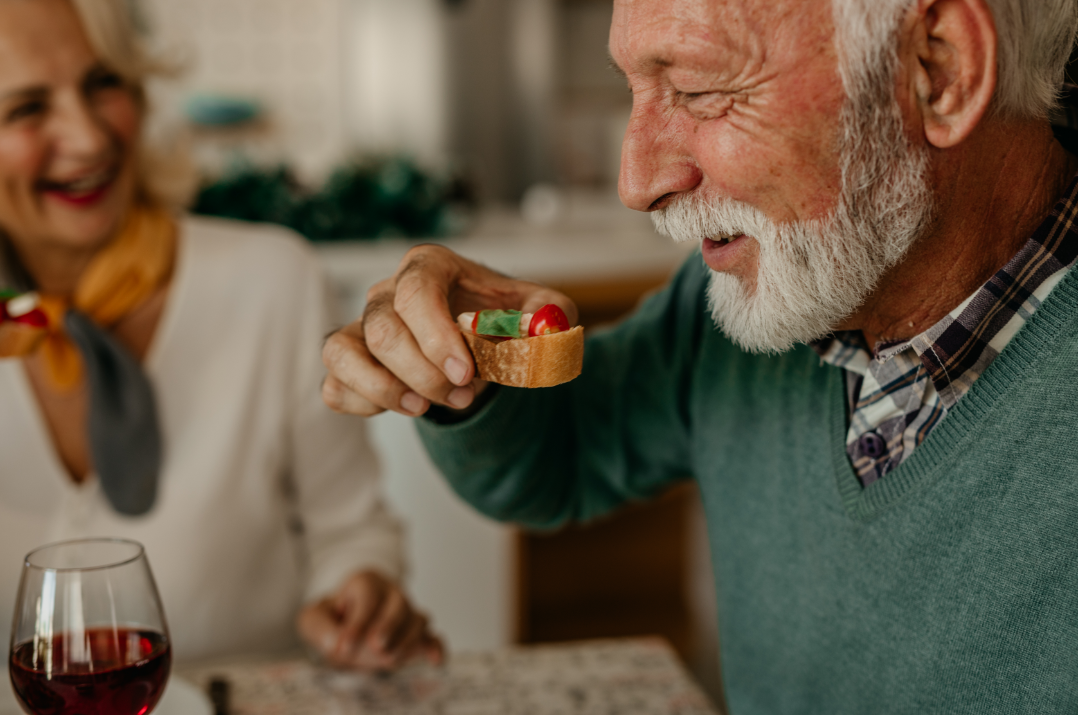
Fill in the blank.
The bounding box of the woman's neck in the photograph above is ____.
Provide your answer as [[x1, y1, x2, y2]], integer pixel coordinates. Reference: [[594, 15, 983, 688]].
[[4, 237, 100, 295]]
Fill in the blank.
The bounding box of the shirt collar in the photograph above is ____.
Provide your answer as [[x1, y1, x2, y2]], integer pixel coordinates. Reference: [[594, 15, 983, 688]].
[[814, 170, 1078, 407]]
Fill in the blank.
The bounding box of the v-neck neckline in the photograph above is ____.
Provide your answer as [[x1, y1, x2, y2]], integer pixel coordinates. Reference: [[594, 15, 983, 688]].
[[7, 218, 192, 494], [828, 263, 1078, 521]]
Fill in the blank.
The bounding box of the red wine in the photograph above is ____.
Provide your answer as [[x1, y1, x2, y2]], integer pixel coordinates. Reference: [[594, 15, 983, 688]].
[[9, 627, 170, 715]]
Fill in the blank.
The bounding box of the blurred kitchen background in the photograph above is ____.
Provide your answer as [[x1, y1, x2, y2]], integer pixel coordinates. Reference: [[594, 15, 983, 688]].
[[136, 0, 720, 703]]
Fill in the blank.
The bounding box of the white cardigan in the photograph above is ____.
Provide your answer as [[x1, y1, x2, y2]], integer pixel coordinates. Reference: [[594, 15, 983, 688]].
[[0, 216, 402, 667]]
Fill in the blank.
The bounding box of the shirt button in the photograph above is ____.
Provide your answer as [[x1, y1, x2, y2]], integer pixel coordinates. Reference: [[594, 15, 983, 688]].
[[859, 432, 887, 459]]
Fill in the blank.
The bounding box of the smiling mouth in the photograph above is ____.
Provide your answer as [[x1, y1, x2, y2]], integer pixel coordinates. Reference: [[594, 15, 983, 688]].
[[38, 166, 119, 198], [710, 234, 742, 245]]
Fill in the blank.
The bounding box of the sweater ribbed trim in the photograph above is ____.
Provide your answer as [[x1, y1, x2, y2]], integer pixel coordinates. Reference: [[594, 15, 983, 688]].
[[830, 264, 1078, 521], [416, 383, 531, 465]]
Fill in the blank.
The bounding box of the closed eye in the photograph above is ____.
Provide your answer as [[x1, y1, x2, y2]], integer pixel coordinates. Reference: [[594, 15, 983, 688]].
[[5, 99, 46, 123], [607, 57, 633, 94], [677, 90, 737, 119], [676, 89, 730, 102], [83, 66, 126, 94]]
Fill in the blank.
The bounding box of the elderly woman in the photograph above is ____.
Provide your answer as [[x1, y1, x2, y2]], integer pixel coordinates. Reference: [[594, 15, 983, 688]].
[[0, 0, 440, 699]]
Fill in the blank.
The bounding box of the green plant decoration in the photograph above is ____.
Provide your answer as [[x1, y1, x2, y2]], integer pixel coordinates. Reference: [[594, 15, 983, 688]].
[[192, 158, 468, 241]]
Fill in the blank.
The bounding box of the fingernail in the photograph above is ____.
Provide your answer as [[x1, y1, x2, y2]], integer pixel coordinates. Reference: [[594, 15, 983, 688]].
[[400, 391, 425, 414], [447, 386, 473, 410], [444, 357, 468, 386]]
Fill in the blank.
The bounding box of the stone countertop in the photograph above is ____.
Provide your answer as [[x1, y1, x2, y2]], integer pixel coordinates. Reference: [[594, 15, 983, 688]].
[[180, 637, 719, 715]]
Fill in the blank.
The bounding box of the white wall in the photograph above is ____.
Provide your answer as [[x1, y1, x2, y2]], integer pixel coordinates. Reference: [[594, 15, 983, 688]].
[[142, 0, 452, 179], [143, 0, 351, 182], [344, 0, 450, 167]]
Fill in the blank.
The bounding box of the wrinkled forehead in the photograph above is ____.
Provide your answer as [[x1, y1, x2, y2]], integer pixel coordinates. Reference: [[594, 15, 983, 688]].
[[610, 0, 835, 75]]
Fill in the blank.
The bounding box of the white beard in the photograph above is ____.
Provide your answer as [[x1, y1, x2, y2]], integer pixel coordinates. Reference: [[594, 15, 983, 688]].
[[651, 96, 934, 354]]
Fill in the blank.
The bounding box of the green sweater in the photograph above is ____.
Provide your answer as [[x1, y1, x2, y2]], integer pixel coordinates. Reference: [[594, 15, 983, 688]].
[[417, 254, 1078, 714]]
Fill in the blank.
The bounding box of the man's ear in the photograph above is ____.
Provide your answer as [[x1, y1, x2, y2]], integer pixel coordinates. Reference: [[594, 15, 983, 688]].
[[904, 0, 997, 148]]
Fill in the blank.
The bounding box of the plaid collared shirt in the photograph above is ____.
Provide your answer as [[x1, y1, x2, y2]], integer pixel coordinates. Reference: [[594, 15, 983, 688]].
[[813, 173, 1078, 486]]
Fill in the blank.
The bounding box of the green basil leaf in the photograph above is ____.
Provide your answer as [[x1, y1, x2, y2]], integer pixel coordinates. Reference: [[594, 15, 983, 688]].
[[476, 309, 523, 338]]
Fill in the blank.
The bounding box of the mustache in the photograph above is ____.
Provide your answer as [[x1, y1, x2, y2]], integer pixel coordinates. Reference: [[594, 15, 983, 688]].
[[651, 194, 832, 272], [650, 195, 769, 244]]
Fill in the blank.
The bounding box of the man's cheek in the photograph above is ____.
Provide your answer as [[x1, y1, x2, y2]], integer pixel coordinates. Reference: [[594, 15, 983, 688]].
[[689, 128, 784, 207], [696, 118, 841, 224]]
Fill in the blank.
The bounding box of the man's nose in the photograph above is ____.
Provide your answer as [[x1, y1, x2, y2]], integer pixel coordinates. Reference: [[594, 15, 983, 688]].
[[618, 102, 701, 212]]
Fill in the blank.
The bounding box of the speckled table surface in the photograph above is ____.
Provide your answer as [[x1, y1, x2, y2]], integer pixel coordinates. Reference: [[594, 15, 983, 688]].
[[180, 637, 719, 715]]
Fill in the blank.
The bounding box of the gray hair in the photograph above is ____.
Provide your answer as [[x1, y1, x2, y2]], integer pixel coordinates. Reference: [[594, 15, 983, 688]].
[[833, 0, 1078, 120]]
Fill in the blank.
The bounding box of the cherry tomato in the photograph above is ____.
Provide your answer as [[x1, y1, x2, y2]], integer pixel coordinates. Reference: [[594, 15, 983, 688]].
[[528, 304, 570, 337]]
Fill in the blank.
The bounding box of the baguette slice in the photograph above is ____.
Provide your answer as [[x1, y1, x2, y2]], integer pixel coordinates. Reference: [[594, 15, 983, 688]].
[[0, 322, 46, 358], [463, 325, 584, 388]]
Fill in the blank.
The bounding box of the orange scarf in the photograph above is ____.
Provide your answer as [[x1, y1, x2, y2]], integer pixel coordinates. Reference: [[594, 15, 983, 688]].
[[35, 204, 176, 391]]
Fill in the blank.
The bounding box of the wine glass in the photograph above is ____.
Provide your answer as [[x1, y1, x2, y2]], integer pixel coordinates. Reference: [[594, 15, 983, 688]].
[[8, 538, 171, 715]]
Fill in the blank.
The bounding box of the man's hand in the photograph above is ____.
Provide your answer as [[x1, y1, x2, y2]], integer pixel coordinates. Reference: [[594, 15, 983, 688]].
[[322, 245, 577, 417], [296, 570, 443, 671]]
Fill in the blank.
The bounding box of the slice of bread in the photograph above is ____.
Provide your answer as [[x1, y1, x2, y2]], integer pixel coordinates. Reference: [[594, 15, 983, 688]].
[[0, 322, 45, 358], [463, 325, 584, 388]]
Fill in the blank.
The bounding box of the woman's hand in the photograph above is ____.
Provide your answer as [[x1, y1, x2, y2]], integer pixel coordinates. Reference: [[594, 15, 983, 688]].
[[296, 570, 443, 671], [322, 244, 577, 417]]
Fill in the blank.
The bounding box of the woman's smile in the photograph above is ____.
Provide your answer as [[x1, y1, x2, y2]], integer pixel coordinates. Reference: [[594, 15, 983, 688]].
[[0, 0, 142, 268], [38, 163, 120, 208]]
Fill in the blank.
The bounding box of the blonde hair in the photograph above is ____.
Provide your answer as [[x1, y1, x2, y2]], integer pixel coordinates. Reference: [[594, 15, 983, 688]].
[[69, 0, 197, 208]]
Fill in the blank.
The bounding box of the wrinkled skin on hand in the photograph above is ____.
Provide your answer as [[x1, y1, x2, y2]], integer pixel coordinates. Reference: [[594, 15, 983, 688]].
[[322, 244, 577, 417]]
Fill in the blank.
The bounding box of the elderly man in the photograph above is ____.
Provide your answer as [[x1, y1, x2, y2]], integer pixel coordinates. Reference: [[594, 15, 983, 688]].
[[324, 0, 1078, 711]]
